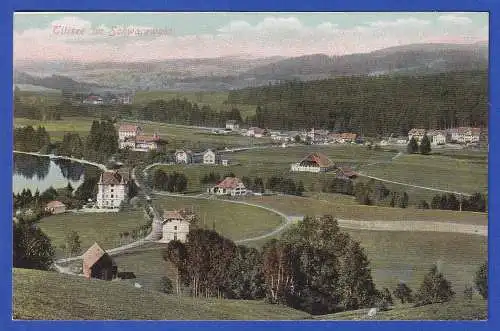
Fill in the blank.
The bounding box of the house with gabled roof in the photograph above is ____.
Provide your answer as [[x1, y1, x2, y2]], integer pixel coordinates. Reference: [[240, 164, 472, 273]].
[[45, 200, 66, 214], [82, 242, 117, 280], [96, 170, 129, 209], [160, 209, 194, 243], [118, 124, 142, 141], [202, 149, 221, 165], [291, 152, 335, 173], [175, 149, 193, 164], [207, 177, 247, 196]]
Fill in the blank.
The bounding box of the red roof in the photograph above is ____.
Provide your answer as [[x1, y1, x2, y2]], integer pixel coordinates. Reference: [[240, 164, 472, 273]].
[[99, 171, 128, 185], [83, 243, 108, 269], [215, 177, 245, 189], [135, 134, 160, 143], [300, 152, 334, 168]]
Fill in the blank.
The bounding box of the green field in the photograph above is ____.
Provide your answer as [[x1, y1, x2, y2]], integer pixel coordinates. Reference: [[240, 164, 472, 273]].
[[360, 153, 488, 197], [13, 268, 309, 320], [241, 195, 487, 225], [133, 90, 256, 118], [150, 195, 284, 241], [38, 210, 147, 257], [317, 297, 487, 320]]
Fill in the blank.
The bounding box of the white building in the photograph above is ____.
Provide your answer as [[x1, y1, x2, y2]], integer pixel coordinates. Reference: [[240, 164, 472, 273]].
[[134, 134, 163, 151], [226, 120, 239, 131], [160, 210, 192, 243], [246, 127, 267, 138], [97, 170, 129, 209], [202, 149, 220, 165], [447, 127, 481, 144], [175, 150, 193, 164], [83, 95, 104, 105], [118, 124, 142, 141], [427, 130, 447, 146], [207, 177, 247, 196]]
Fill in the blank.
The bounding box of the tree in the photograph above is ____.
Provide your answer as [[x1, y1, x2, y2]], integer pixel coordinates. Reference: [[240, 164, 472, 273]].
[[419, 135, 432, 155], [13, 219, 55, 270], [294, 135, 301, 143], [415, 265, 455, 306], [464, 284, 473, 302], [163, 240, 187, 296], [159, 276, 174, 294], [399, 192, 409, 208], [65, 231, 81, 256], [418, 200, 430, 209], [407, 137, 419, 154], [393, 282, 414, 304], [474, 261, 487, 299]]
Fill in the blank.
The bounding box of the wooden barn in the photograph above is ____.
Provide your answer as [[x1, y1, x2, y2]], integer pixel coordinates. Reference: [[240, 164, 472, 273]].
[[82, 243, 117, 281]]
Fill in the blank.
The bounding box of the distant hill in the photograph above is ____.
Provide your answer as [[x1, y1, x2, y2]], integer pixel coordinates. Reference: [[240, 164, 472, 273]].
[[13, 71, 104, 93], [242, 42, 488, 80], [13, 268, 310, 320]]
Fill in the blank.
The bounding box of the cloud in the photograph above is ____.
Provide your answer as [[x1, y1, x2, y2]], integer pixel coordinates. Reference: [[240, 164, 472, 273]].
[[13, 14, 488, 63], [368, 17, 431, 28], [438, 14, 473, 25]]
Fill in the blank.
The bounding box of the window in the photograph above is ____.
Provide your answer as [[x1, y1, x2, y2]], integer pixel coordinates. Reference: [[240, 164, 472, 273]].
[[111, 189, 114, 192], [111, 195, 114, 198], [174, 226, 177, 230], [111, 184, 114, 187], [174, 233, 177, 241]]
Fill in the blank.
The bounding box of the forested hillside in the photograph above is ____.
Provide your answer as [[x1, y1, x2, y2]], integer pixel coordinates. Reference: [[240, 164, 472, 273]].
[[230, 70, 488, 137]]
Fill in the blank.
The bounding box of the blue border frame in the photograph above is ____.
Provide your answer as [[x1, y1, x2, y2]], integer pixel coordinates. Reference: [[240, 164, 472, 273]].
[[2, 1, 498, 330]]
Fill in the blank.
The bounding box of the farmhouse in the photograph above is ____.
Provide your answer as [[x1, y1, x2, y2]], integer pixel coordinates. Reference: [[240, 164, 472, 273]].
[[202, 149, 220, 165], [83, 95, 104, 105], [225, 120, 239, 130], [118, 124, 142, 141], [160, 210, 194, 243], [291, 152, 335, 173], [408, 128, 426, 143], [134, 133, 165, 152], [207, 177, 247, 196], [82, 243, 117, 281], [175, 149, 193, 164], [96, 170, 129, 209], [246, 127, 267, 138], [45, 200, 66, 214], [447, 127, 481, 144]]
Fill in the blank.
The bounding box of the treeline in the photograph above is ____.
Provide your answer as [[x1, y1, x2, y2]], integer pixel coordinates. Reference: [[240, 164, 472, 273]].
[[14, 126, 50, 152], [151, 169, 188, 193], [227, 70, 488, 136], [418, 192, 487, 212]]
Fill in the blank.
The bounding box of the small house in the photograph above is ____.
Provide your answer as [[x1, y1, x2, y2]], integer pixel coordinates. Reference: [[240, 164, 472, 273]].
[[175, 149, 193, 164], [408, 128, 426, 143], [208, 177, 247, 196], [226, 120, 239, 131], [82, 243, 117, 281], [427, 130, 447, 146], [246, 127, 267, 138], [161, 210, 193, 243], [202, 149, 220, 165], [45, 200, 66, 214]]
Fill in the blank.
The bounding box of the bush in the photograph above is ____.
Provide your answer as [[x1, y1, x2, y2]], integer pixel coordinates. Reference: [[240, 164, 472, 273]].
[[393, 282, 414, 304]]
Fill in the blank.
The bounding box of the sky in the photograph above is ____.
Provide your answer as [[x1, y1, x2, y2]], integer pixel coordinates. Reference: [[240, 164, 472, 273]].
[[13, 12, 488, 63]]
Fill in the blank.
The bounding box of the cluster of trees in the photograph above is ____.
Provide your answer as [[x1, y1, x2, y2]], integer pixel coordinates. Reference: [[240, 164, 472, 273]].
[[200, 171, 236, 186], [321, 177, 354, 195], [407, 136, 432, 155], [227, 70, 487, 135], [14, 126, 51, 152], [265, 176, 305, 196], [13, 217, 55, 270], [353, 180, 409, 208], [164, 215, 381, 315], [152, 169, 188, 192], [139, 98, 243, 127], [419, 192, 487, 212], [13, 87, 62, 120]]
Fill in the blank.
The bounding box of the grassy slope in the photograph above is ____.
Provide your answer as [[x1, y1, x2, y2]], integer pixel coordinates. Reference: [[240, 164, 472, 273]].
[[316, 298, 487, 320], [13, 268, 309, 320], [151, 196, 284, 241], [38, 210, 147, 257]]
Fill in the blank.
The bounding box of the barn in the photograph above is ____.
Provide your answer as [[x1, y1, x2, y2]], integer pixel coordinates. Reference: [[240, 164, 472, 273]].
[[82, 243, 117, 281]]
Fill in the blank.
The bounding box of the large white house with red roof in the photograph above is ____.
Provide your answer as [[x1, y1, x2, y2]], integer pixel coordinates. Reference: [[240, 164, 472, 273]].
[[291, 152, 336, 173], [207, 177, 247, 196], [118, 124, 143, 141], [97, 170, 129, 209]]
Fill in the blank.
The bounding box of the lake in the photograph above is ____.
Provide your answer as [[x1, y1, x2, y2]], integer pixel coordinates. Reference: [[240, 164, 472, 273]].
[[13, 153, 100, 194]]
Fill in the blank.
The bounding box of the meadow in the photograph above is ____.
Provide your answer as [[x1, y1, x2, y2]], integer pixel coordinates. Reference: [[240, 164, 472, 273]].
[[13, 268, 310, 320]]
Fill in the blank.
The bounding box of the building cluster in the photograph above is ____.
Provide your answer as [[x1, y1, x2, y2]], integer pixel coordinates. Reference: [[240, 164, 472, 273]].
[[118, 124, 166, 152], [82, 93, 133, 105], [174, 149, 230, 166], [408, 127, 484, 146]]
